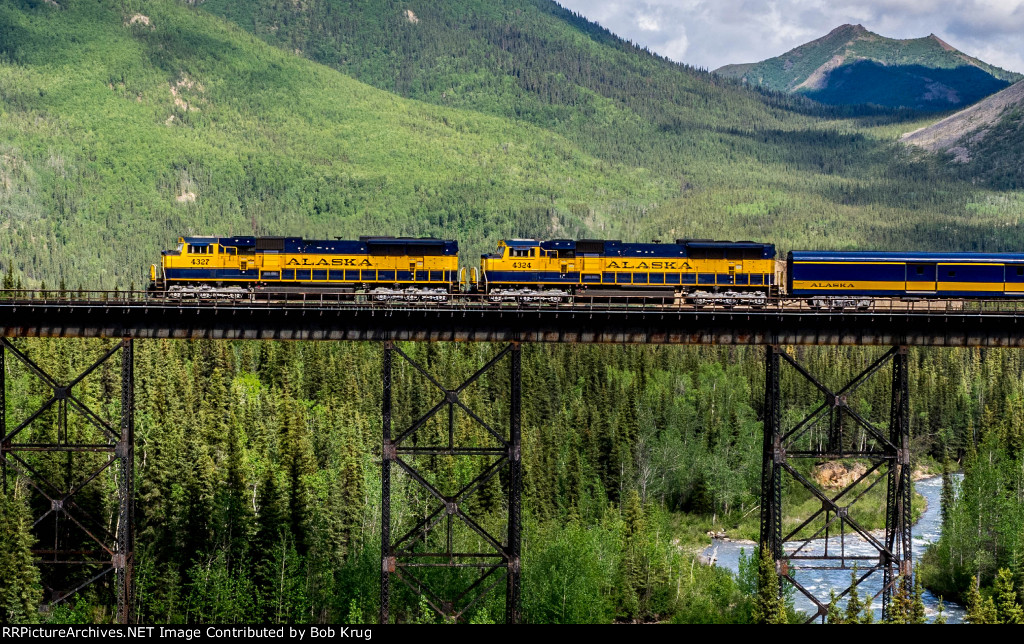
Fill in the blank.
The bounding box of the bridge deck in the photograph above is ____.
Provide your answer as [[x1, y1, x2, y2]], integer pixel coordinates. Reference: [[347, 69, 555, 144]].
[[3, 293, 1024, 345]]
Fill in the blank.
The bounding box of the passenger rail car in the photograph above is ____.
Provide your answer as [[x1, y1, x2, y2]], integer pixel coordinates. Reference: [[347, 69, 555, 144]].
[[479, 238, 779, 303], [150, 236, 460, 300], [788, 250, 1024, 307]]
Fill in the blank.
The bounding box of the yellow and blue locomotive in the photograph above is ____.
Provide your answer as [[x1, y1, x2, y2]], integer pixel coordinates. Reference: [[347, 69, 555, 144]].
[[479, 238, 779, 303], [150, 236, 460, 300]]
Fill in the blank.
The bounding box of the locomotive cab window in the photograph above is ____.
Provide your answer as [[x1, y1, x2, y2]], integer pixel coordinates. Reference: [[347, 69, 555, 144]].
[[509, 248, 534, 258]]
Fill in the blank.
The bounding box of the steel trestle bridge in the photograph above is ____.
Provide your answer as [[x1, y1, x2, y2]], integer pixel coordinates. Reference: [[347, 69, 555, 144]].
[[3, 291, 1024, 345], [2, 290, 1021, 623]]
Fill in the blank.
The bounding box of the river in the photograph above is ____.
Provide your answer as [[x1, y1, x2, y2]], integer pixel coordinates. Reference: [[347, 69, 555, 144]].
[[701, 475, 964, 623]]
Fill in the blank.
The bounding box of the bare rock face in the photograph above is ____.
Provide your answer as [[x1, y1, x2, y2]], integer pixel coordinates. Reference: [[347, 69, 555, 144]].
[[902, 80, 1024, 158], [813, 461, 868, 489], [125, 14, 152, 28]]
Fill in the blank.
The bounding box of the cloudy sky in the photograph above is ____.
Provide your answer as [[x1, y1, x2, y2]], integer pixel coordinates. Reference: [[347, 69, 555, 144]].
[[555, 0, 1024, 73]]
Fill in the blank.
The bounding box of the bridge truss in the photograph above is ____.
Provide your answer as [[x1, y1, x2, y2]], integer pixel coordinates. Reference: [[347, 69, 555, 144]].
[[380, 342, 522, 623], [0, 338, 134, 623], [760, 345, 912, 623]]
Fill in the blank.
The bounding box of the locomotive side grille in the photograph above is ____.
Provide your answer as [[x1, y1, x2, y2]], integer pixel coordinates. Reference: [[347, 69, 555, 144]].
[[255, 237, 286, 251], [576, 240, 608, 255]]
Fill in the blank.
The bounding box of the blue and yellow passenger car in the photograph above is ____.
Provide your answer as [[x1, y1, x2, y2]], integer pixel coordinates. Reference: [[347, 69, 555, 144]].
[[480, 238, 778, 302], [151, 236, 459, 298], [788, 250, 1024, 299]]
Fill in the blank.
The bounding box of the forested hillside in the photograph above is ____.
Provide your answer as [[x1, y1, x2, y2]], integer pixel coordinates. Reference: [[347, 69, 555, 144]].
[[0, 0, 672, 286], [198, 0, 1024, 253]]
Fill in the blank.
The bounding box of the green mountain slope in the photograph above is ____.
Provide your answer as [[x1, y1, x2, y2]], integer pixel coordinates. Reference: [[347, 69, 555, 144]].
[[199, 0, 819, 176], [0, 0, 670, 286], [197, 0, 1024, 253], [715, 24, 1022, 110]]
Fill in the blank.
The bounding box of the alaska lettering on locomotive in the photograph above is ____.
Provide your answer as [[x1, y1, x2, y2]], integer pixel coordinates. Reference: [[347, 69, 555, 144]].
[[286, 258, 373, 267], [605, 260, 693, 270]]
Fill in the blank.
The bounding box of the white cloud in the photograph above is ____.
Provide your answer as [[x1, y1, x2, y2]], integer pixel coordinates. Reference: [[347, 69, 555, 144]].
[[637, 13, 661, 31], [554, 0, 1024, 72], [661, 33, 690, 60]]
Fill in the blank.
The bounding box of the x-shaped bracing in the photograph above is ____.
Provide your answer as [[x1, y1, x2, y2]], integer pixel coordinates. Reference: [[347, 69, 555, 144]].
[[381, 342, 521, 623], [761, 345, 912, 623], [0, 338, 134, 621]]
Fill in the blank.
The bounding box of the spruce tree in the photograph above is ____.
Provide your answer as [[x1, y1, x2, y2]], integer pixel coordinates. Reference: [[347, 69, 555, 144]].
[[994, 567, 1024, 624], [223, 418, 253, 569], [2, 267, 13, 292], [0, 484, 43, 624], [965, 579, 998, 624], [752, 548, 787, 624], [279, 387, 314, 556], [886, 575, 911, 624], [909, 568, 927, 624], [844, 568, 872, 624], [619, 488, 646, 619], [825, 590, 845, 624], [940, 458, 954, 526]]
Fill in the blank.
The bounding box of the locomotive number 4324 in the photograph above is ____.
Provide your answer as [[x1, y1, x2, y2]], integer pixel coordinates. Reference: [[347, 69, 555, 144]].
[[512, 262, 532, 269]]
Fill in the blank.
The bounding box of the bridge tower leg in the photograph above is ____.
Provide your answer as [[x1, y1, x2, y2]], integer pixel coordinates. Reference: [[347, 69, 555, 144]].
[[380, 342, 522, 624], [0, 338, 135, 623], [759, 346, 783, 570], [882, 347, 913, 621], [758, 345, 912, 623]]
